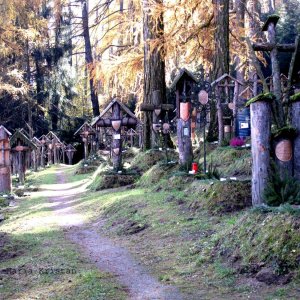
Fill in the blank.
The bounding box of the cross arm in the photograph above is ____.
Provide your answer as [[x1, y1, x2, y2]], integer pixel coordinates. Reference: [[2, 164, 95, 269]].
[[253, 43, 296, 52], [140, 103, 174, 112]]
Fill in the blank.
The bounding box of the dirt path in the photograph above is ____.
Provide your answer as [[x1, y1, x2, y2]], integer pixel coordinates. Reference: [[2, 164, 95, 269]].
[[41, 166, 183, 300]]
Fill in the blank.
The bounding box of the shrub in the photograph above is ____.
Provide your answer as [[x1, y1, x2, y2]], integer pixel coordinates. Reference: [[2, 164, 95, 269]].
[[230, 137, 245, 147], [264, 171, 300, 206]]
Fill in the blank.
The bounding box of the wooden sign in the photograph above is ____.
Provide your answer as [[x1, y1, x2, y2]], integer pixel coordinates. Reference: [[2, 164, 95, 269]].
[[275, 139, 293, 162], [112, 120, 122, 131], [180, 102, 191, 122], [198, 90, 209, 105]]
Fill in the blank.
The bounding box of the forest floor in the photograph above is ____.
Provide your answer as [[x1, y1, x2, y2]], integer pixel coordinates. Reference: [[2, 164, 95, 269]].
[[0, 163, 300, 300]]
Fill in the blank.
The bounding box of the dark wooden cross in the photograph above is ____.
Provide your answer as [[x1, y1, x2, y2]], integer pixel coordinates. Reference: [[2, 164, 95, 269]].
[[65, 144, 76, 165], [74, 123, 95, 161], [39, 135, 50, 167], [140, 90, 174, 148], [253, 15, 297, 128], [0, 126, 12, 193], [92, 98, 140, 171], [170, 69, 198, 168], [211, 73, 244, 142], [10, 130, 36, 185]]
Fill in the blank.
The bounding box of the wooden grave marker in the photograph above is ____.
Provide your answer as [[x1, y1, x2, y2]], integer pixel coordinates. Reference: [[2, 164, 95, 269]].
[[10, 130, 36, 185], [74, 122, 96, 160], [92, 98, 141, 171], [0, 126, 12, 192]]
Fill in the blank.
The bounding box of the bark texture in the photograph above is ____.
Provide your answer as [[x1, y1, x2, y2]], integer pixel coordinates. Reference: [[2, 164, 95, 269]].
[[292, 101, 300, 180], [250, 101, 272, 206], [82, 0, 100, 117], [143, 0, 166, 149]]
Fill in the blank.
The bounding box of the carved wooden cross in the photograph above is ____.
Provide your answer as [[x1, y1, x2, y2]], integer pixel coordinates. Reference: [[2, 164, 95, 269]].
[[92, 98, 141, 171], [253, 15, 297, 127], [140, 90, 174, 148]]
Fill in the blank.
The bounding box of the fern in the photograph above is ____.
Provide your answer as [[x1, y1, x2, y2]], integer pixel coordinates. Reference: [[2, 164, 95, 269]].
[[264, 167, 300, 206]]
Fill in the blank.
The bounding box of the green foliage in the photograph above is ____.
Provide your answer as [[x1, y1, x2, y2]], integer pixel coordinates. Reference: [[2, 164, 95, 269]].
[[264, 171, 300, 206]]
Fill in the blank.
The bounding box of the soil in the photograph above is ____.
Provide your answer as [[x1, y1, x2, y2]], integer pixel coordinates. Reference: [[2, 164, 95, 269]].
[[42, 166, 183, 300]]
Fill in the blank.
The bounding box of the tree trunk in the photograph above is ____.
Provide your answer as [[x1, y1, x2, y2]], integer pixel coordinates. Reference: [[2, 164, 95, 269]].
[[142, 0, 166, 149], [212, 0, 229, 145], [82, 0, 100, 117], [267, 22, 285, 128], [250, 100, 272, 206], [292, 100, 300, 181]]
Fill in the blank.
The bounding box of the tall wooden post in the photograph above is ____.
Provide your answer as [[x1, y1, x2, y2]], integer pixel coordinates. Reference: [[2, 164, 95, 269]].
[[0, 126, 11, 193], [291, 96, 300, 180], [112, 102, 122, 171], [248, 95, 273, 205]]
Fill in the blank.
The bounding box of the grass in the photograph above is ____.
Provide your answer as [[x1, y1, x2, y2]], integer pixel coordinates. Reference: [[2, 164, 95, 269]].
[[0, 167, 127, 300], [3, 158, 300, 299]]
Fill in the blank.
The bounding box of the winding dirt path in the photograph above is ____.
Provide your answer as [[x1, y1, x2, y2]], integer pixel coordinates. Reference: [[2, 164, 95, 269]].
[[39, 166, 183, 300]]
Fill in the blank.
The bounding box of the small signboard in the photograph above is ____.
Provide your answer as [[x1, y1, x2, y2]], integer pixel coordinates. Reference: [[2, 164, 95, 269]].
[[183, 127, 190, 136], [113, 134, 121, 140], [240, 122, 249, 129]]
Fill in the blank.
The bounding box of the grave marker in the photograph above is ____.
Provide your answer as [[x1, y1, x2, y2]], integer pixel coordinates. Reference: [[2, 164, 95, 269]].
[[0, 126, 12, 193]]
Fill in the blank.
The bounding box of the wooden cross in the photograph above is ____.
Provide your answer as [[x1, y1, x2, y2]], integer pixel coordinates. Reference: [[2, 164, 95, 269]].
[[140, 90, 174, 148], [74, 123, 95, 161], [65, 144, 76, 165], [0, 126, 12, 193], [10, 130, 36, 185], [253, 15, 297, 127], [92, 98, 141, 171]]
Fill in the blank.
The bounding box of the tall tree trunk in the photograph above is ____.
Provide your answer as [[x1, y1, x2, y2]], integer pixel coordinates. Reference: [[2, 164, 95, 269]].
[[142, 0, 166, 149], [212, 0, 230, 145], [82, 0, 100, 117]]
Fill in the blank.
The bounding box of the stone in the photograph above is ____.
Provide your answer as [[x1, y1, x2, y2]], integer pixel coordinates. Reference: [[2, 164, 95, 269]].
[[0, 214, 4, 223], [255, 267, 279, 285]]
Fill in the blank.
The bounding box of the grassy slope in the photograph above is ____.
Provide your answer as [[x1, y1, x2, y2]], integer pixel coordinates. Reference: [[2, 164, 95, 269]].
[[0, 166, 126, 300], [2, 144, 300, 300], [57, 155, 299, 299]]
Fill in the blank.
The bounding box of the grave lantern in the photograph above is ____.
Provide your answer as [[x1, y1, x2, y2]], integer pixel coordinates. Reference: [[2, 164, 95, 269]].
[[10, 130, 36, 185], [0, 126, 12, 192], [92, 98, 141, 171], [170, 68, 198, 168]]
